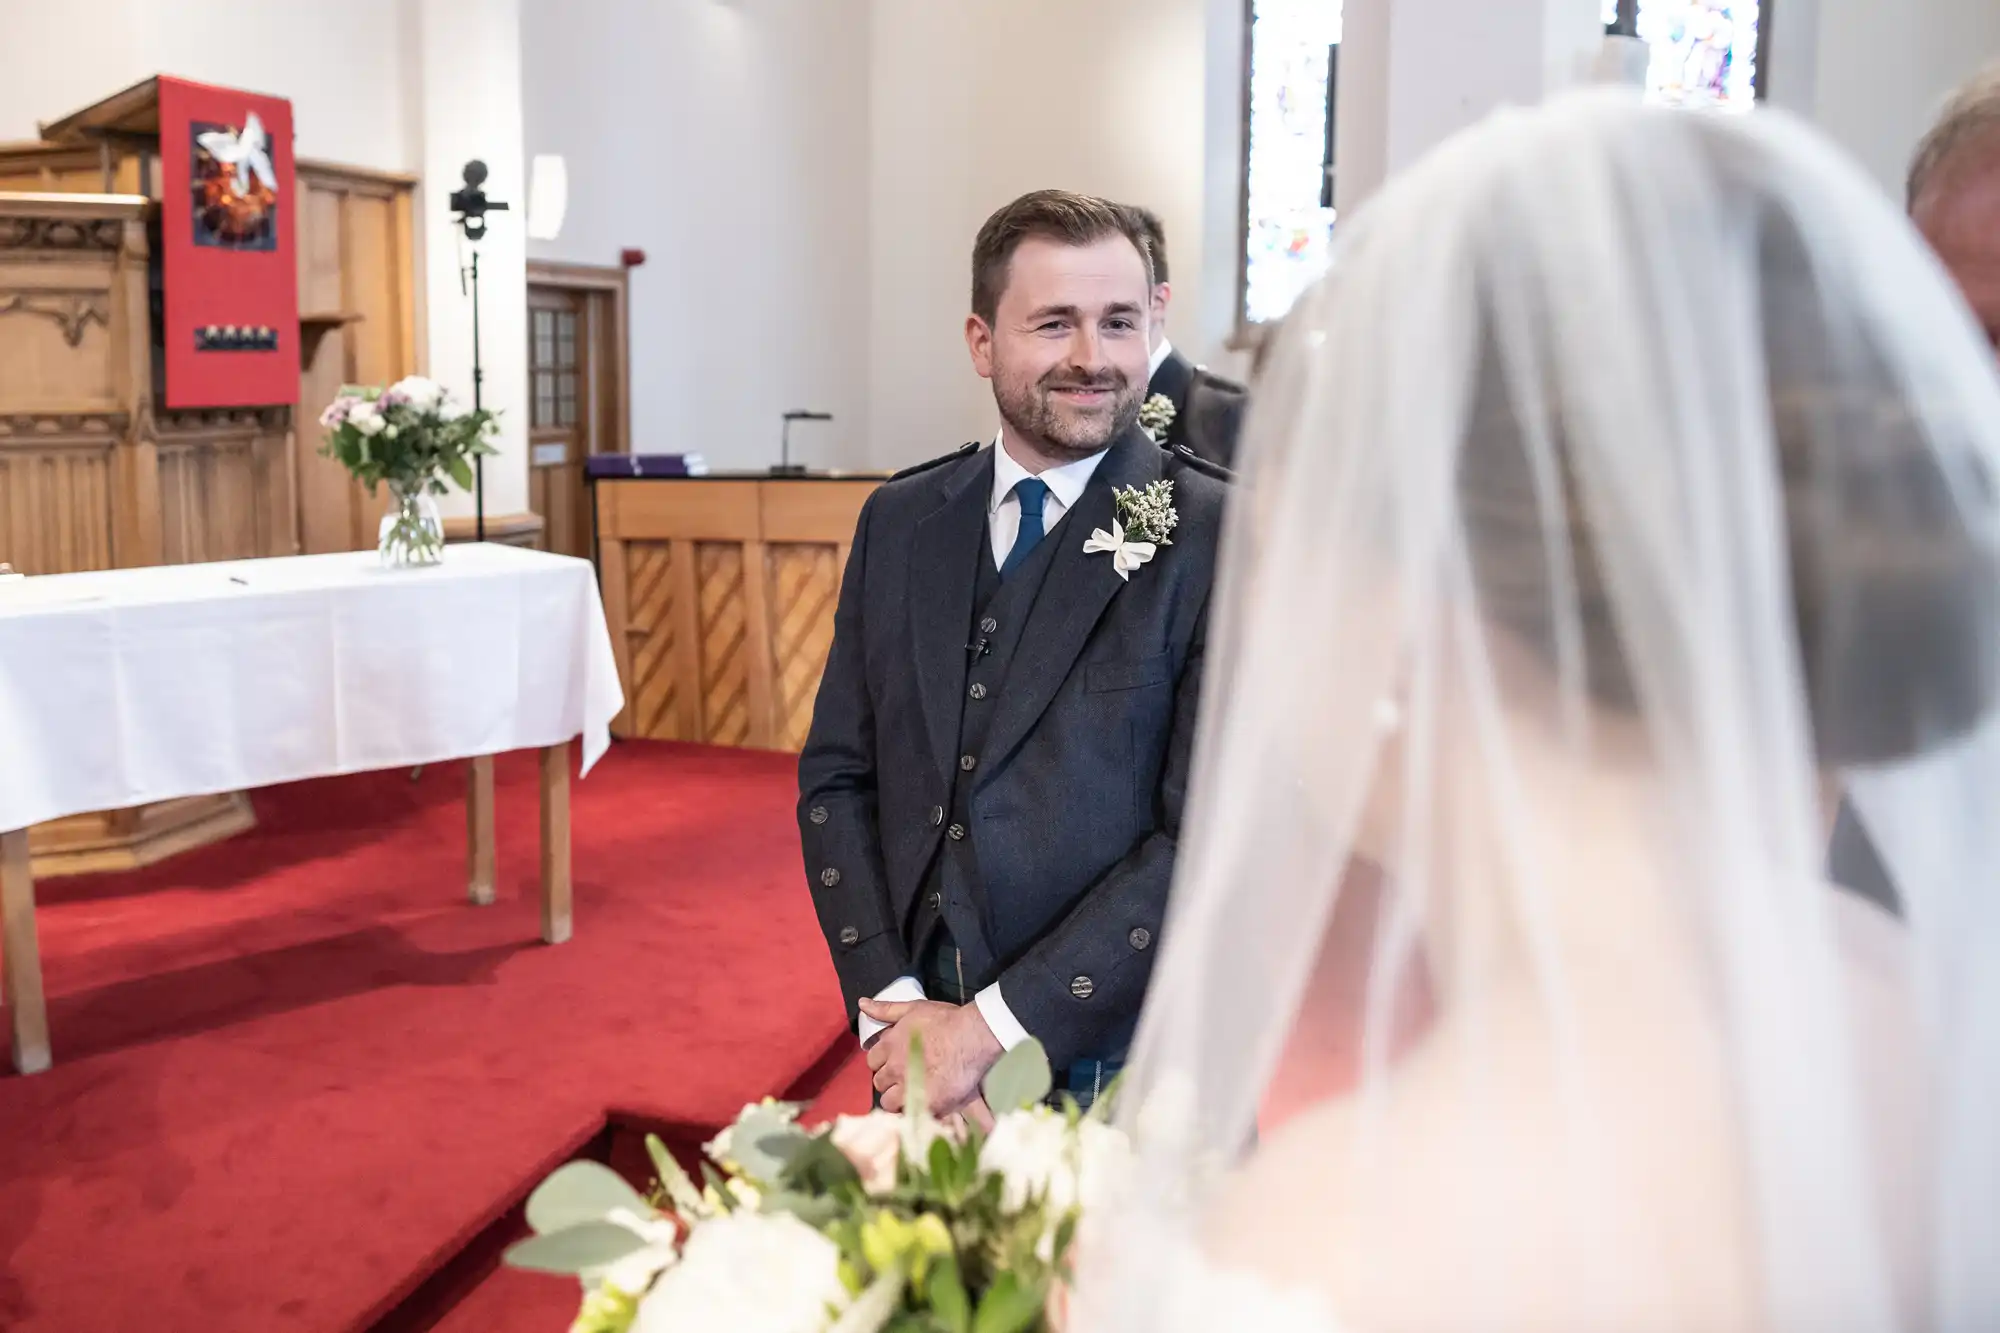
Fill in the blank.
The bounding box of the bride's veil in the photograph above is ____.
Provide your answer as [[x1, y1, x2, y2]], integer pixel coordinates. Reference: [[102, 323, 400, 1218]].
[[1087, 93, 2000, 1330]]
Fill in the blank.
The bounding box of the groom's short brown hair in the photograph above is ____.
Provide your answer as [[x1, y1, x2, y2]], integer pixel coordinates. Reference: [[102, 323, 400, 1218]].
[[970, 190, 1153, 325]]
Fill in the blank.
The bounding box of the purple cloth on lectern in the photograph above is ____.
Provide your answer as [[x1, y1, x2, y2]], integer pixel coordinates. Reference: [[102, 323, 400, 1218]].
[[585, 454, 698, 480]]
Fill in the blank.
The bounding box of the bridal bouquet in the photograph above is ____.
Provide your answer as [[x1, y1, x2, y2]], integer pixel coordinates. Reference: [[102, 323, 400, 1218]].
[[506, 1040, 1129, 1333]]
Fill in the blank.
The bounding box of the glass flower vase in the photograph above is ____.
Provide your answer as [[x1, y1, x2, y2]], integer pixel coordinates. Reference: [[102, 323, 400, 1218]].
[[378, 482, 445, 569]]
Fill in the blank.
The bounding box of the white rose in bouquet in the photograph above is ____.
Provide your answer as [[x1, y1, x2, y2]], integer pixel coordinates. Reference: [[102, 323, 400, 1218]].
[[347, 401, 386, 436], [981, 1108, 1135, 1233], [979, 1105, 1077, 1213], [386, 375, 448, 411], [631, 1212, 845, 1333]]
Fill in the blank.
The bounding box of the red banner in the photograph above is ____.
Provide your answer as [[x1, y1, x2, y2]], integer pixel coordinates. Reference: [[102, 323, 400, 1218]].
[[157, 76, 298, 409]]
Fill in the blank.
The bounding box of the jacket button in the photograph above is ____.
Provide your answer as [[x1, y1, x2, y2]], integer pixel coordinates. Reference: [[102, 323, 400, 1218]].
[[820, 867, 842, 887], [838, 925, 859, 946], [929, 806, 945, 826], [980, 616, 999, 634], [947, 823, 966, 841], [928, 891, 943, 910], [959, 754, 976, 772], [809, 806, 829, 825], [1128, 927, 1152, 951], [1070, 975, 1095, 1000], [968, 682, 988, 701]]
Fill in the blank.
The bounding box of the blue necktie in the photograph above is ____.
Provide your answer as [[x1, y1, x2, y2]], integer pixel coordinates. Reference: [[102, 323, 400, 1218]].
[[1001, 478, 1050, 579]]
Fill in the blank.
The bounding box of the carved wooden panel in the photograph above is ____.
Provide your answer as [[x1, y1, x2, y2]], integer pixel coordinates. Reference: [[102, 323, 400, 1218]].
[[620, 541, 685, 740], [0, 419, 117, 573], [152, 408, 292, 565], [0, 260, 120, 408], [767, 544, 841, 750], [697, 542, 752, 746]]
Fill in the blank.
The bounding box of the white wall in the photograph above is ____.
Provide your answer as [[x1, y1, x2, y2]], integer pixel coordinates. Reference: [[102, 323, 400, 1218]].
[[414, 0, 531, 520], [524, 0, 1222, 474], [0, 0, 414, 170], [520, 0, 873, 475], [865, 0, 1221, 471], [1773, 0, 2000, 199]]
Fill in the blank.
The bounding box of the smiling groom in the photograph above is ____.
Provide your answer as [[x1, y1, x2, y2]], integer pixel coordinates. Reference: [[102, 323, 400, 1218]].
[[798, 190, 1230, 1115]]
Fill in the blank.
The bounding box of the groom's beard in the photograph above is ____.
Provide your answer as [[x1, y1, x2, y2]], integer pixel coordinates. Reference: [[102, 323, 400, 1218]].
[[993, 364, 1143, 463]]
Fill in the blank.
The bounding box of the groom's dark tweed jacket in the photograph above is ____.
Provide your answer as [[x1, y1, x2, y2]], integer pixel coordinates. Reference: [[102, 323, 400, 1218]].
[[798, 426, 1228, 1068]]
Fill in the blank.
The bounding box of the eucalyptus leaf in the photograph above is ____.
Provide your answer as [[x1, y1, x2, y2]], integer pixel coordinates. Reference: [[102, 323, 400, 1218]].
[[777, 1133, 865, 1194], [971, 1271, 1045, 1333], [981, 1039, 1054, 1114], [729, 1105, 810, 1185], [503, 1221, 646, 1275], [525, 1160, 652, 1236], [447, 455, 475, 491]]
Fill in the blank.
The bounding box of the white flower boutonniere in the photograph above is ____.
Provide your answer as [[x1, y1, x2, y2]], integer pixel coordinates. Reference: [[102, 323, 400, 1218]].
[[1084, 480, 1177, 582], [1138, 392, 1178, 445]]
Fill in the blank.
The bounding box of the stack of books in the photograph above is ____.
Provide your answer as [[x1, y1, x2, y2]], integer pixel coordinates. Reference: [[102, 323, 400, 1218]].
[[583, 453, 710, 480]]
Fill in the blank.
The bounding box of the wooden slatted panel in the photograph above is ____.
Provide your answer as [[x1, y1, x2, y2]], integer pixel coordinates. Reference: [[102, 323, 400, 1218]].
[[157, 439, 258, 565], [767, 543, 841, 750], [696, 542, 750, 746], [620, 541, 683, 739], [0, 444, 113, 573]]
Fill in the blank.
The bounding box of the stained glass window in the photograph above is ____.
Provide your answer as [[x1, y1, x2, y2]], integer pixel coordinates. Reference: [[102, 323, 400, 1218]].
[[1240, 0, 1766, 326], [1634, 0, 1762, 109], [1242, 0, 1341, 327]]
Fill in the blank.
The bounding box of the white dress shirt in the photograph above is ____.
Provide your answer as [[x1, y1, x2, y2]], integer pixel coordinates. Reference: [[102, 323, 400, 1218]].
[[858, 433, 1112, 1053], [1149, 336, 1173, 380]]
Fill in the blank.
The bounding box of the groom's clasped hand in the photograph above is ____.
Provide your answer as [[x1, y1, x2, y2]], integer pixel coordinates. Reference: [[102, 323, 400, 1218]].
[[859, 997, 1000, 1119]]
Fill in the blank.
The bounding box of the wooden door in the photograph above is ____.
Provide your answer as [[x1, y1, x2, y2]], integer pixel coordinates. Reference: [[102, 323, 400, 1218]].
[[294, 161, 421, 554], [526, 262, 629, 560]]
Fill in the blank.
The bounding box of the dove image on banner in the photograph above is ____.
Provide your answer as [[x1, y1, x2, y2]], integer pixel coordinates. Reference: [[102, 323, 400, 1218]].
[[158, 76, 299, 409]]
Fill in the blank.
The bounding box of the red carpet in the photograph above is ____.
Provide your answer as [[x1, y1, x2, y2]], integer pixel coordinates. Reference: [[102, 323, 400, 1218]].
[[0, 741, 854, 1332]]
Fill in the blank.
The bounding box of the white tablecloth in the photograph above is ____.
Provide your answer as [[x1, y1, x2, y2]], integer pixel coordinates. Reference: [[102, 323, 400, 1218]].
[[0, 544, 625, 834]]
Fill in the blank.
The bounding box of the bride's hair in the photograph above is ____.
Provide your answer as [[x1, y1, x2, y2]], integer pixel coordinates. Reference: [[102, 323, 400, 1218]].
[[1462, 205, 2000, 766]]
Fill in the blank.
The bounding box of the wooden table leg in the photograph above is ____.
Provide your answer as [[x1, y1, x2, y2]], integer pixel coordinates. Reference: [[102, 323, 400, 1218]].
[[467, 755, 497, 906], [539, 742, 572, 944], [2, 828, 51, 1076]]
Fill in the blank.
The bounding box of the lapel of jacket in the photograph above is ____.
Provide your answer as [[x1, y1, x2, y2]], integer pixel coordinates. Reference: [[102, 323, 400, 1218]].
[[979, 426, 1163, 777], [909, 448, 994, 784], [1149, 351, 1196, 451], [1148, 349, 1195, 413]]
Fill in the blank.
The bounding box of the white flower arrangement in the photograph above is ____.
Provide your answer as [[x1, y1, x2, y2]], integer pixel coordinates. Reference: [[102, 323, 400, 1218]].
[[506, 1041, 1130, 1333]]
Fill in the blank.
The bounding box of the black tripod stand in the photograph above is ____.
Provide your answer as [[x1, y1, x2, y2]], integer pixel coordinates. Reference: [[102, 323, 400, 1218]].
[[450, 160, 508, 542]]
